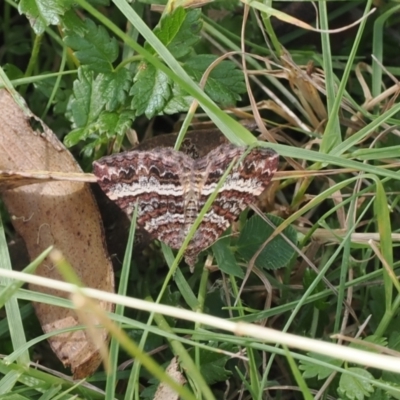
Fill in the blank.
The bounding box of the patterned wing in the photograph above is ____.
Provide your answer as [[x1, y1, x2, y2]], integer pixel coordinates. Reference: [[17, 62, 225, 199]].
[[93, 148, 194, 250], [184, 144, 279, 266]]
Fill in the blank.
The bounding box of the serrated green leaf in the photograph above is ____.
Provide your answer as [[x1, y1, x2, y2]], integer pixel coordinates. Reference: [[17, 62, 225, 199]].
[[184, 54, 246, 107], [61, 9, 89, 35], [212, 231, 244, 278], [68, 67, 106, 129], [67, 109, 135, 155], [114, 109, 136, 134], [338, 367, 374, 400], [200, 356, 231, 385], [191, 343, 232, 385], [97, 110, 135, 138], [130, 63, 172, 118], [63, 127, 85, 148], [97, 111, 120, 134], [64, 18, 118, 73], [98, 68, 132, 111], [65, 67, 124, 146], [163, 83, 193, 114], [148, 7, 202, 60], [18, 0, 71, 34], [237, 214, 297, 270], [299, 352, 343, 380]]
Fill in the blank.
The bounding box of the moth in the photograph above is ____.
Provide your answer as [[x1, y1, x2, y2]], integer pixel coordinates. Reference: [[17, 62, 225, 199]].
[[93, 144, 278, 267]]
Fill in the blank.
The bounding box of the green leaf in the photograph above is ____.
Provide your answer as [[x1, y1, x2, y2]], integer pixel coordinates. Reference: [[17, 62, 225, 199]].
[[299, 352, 342, 380], [200, 354, 231, 385], [148, 7, 202, 60], [18, 0, 71, 34], [64, 18, 119, 73], [67, 68, 129, 130], [63, 127, 85, 148], [65, 109, 135, 150], [97, 109, 135, 138], [212, 231, 244, 278], [61, 8, 87, 34], [33, 76, 61, 99], [96, 112, 122, 135], [130, 63, 172, 118], [140, 384, 157, 400], [237, 214, 297, 270], [98, 68, 132, 111], [66, 67, 129, 146], [3, 64, 24, 80], [184, 54, 246, 107], [163, 83, 193, 114], [67, 67, 106, 129], [338, 367, 374, 400], [191, 343, 232, 385]]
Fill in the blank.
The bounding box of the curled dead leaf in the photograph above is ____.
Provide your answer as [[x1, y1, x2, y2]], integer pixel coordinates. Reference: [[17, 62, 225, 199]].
[[0, 89, 114, 379]]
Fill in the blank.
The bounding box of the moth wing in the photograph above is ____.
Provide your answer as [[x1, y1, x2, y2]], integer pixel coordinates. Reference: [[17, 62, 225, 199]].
[[184, 144, 278, 266], [93, 148, 193, 249]]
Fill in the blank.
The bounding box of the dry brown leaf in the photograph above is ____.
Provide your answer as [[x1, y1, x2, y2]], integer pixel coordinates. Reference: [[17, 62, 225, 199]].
[[0, 89, 114, 379]]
